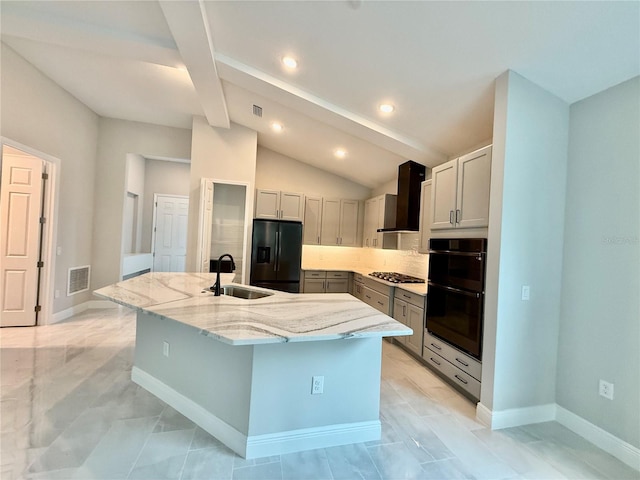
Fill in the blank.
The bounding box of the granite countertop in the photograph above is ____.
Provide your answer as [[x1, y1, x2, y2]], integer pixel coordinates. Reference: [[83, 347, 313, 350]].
[[94, 272, 411, 346]]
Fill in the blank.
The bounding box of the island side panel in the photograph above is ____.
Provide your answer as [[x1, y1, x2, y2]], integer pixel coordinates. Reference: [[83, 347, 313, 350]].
[[246, 337, 382, 456], [132, 311, 253, 441]]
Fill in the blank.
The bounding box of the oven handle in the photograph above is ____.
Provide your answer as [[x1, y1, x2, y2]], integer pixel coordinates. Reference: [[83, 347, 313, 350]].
[[428, 282, 482, 298], [428, 250, 485, 257]]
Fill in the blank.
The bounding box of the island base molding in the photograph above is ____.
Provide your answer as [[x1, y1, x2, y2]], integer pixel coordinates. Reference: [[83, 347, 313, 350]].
[[132, 366, 381, 459]]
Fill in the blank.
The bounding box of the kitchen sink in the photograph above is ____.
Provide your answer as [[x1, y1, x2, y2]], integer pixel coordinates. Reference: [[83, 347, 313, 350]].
[[221, 286, 273, 300]]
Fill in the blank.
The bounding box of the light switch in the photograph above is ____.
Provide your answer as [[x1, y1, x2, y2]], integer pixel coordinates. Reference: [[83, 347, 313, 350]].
[[521, 285, 530, 301]]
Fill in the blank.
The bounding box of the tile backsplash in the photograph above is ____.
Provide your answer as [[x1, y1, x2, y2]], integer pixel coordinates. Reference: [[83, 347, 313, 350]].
[[302, 233, 428, 279]]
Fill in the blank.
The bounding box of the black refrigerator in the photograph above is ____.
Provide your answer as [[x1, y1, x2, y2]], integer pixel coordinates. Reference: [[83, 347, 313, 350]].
[[250, 219, 303, 293]]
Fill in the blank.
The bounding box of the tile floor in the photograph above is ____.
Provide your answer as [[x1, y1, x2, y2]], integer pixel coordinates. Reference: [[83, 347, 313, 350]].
[[1, 307, 637, 480]]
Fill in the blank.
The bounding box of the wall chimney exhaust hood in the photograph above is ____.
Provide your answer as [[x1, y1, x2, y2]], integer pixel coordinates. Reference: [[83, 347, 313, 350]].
[[378, 160, 426, 233]]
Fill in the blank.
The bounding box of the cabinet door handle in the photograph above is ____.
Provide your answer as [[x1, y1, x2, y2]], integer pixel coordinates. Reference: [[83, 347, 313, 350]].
[[317, 236, 320, 244], [430, 342, 442, 350], [455, 209, 461, 224], [402, 305, 406, 316], [366, 239, 369, 247], [455, 357, 469, 367], [454, 374, 469, 385], [429, 357, 441, 366], [449, 210, 454, 224]]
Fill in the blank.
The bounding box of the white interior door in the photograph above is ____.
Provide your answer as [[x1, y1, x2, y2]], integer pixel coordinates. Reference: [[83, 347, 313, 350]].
[[0, 153, 43, 327], [153, 195, 189, 272]]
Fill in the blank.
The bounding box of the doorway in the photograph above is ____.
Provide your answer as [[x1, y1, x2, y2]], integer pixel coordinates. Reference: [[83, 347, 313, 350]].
[[0, 140, 58, 326], [151, 194, 189, 272]]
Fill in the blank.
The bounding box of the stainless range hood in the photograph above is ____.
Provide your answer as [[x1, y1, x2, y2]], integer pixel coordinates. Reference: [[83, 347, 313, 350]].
[[378, 160, 426, 233]]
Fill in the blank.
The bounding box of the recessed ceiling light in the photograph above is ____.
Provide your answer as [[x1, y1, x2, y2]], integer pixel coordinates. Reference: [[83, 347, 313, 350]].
[[379, 103, 395, 114], [271, 122, 284, 132], [334, 148, 347, 159], [282, 56, 298, 69]]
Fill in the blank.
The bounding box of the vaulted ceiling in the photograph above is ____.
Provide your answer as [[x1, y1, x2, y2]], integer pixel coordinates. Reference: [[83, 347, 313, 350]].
[[2, 1, 638, 188]]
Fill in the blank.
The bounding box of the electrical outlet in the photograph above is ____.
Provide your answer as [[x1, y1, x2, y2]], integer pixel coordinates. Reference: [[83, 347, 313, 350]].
[[521, 285, 530, 301], [54, 290, 60, 299], [163, 341, 170, 358], [599, 380, 614, 400], [311, 376, 324, 395]]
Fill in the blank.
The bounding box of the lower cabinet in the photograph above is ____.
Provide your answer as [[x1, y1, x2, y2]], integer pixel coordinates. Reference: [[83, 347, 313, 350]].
[[392, 289, 424, 356], [302, 270, 349, 293], [352, 274, 392, 316], [423, 330, 481, 400]]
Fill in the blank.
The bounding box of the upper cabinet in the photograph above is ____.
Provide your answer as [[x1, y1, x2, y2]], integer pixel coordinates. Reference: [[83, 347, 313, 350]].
[[255, 189, 304, 221], [418, 180, 432, 252], [303, 196, 322, 245], [430, 145, 492, 231], [320, 199, 359, 246], [363, 194, 397, 249]]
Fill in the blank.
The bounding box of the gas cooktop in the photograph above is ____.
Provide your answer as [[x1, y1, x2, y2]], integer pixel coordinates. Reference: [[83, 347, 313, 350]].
[[369, 272, 425, 284]]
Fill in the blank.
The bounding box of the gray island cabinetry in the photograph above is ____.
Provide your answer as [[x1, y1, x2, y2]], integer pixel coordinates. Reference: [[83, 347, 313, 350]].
[[95, 273, 410, 459]]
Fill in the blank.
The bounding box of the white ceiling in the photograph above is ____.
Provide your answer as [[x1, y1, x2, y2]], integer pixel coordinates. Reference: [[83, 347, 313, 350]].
[[2, 1, 638, 188]]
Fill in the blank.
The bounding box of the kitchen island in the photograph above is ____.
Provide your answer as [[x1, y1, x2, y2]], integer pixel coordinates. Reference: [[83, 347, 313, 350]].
[[94, 272, 411, 458]]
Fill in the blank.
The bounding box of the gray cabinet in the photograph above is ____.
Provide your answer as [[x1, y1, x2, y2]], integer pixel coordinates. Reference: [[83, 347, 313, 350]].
[[430, 145, 492, 231], [418, 180, 432, 253], [423, 330, 482, 400], [363, 194, 396, 249], [393, 288, 425, 356], [303, 270, 349, 293], [320, 199, 359, 246], [303, 196, 322, 244], [255, 189, 304, 221], [352, 274, 393, 315]]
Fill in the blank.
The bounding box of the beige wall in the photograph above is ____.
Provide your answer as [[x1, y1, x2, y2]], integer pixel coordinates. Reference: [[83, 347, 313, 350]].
[[186, 116, 257, 280], [256, 146, 371, 200], [93, 118, 192, 289], [141, 159, 191, 253], [1, 42, 100, 315]]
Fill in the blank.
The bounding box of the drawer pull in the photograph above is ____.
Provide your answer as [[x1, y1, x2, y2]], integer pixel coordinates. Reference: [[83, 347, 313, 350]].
[[455, 358, 469, 367], [454, 374, 468, 385], [377, 301, 384, 306], [403, 294, 411, 299], [365, 295, 372, 299], [430, 342, 442, 350], [429, 357, 441, 366]]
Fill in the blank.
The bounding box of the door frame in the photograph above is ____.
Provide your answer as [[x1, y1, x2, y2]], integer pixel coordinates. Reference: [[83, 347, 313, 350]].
[[151, 193, 189, 272], [196, 178, 252, 284], [0, 137, 60, 326]]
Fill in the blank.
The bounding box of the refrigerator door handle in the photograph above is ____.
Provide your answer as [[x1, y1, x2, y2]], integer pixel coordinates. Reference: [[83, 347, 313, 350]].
[[275, 231, 282, 272]]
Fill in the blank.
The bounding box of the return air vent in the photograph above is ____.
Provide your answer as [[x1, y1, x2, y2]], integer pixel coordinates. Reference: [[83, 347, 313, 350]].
[[252, 104, 263, 117], [67, 265, 90, 296]]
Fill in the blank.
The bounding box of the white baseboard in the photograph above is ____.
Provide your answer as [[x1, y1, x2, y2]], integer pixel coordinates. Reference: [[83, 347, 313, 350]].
[[476, 402, 639, 472], [50, 299, 119, 324], [556, 405, 640, 472], [476, 402, 556, 430], [132, 367, 381, 459], [246, 421, 381, 459]]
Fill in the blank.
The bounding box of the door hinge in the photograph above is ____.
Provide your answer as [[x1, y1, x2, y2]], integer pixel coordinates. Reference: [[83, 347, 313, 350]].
[[34, 305, 42, 313], [42, 172, 49, 180], [37, 261, 44, 268], [40, 217, 46, 224]]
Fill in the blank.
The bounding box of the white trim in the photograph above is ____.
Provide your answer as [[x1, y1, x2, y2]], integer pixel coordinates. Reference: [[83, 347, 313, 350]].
[[246, 420, 381, 459], [132, 366, 248, 457], [132, 366, 381, 459], [556, 406, 640, 472], [476, 402, 639, 472], [475, 402, 556, 430], [0, 137, 60, 326], [51, 300, 119, 324]]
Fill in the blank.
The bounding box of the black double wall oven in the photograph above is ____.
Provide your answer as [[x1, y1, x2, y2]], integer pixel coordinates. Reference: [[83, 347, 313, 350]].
[[426, 238, 487, 360]]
